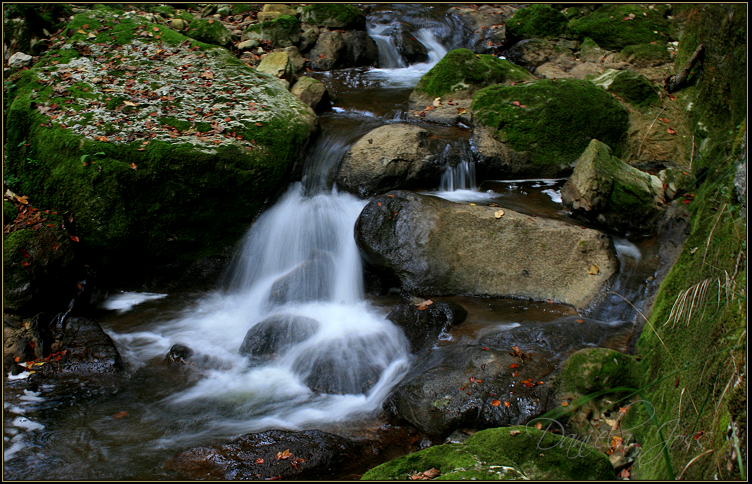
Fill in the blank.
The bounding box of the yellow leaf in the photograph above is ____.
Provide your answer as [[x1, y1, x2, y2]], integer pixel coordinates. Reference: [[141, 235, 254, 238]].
[[494, 209, 504, 218], [562, 401, 569, 406], [123, 101, 136, 106], [509, 430, 521, 436], [588, 264, 599, 275], [77, 29, 87, 34]]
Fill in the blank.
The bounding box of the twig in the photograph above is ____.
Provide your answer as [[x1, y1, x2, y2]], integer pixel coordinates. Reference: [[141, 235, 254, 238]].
[[702, 202, 728, 266], [689, 135, 695, 172], [676, 449, 714, 480], [638, 107, 666, 159]]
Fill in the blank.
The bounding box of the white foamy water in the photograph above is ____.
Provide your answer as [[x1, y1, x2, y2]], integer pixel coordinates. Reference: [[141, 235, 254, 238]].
[[614, 238, 642, 261], [101, 291, 167, 313]]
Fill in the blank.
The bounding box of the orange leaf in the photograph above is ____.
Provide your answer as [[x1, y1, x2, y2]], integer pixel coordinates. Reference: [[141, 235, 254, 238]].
[[22, 261, 31, 266], [255, 458, 264, 464], [562, 401, 569, 406], [511, 371, 518, 377], [667, 127, 677, 135], [492, 399, 501, 406], [276, 449, 292, 460], [255, 122, 263, 127], [69, 235, 80, 242], [207, 19, 214, 24], [113, 411, 129, 419], [512, 100, 521, 106], [504, 401, 511, 407], [509, 363, 518, 369], [576, 319, 584, 323], [131, 163, 138, 170]]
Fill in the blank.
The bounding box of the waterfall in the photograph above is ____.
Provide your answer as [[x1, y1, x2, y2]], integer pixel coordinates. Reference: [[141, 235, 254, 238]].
[[438, 142, 478, 191]]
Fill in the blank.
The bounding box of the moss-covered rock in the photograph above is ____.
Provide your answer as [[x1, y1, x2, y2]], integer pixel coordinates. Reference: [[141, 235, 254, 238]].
[[299, 4, 365, 30], [4, 7, 317, 275], [242, 14, 300, 48], [470, 79, 629, 177], [618, 42, 672, 67], [590, 69, 661, 109], [184, 17, 232, 47], [567, 4, 671, 51], [506, 4, 568, 40], [360, 426, 616, 480], [559, 348, 636, 396], [561, 139, 666, 233]]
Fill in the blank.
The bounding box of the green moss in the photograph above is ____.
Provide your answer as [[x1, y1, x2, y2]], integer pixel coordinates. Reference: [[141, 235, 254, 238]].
[[567, 4, 671, 50], [243, 15, 300, 48], [506, 4, 568, 39], [299, 4, 365, 30], [194, 122, 211, 133], [414, 48, 535, 98], [471, 79, 629, 166], [231, 4, 253, 16], [592, 69, 661, 109], [159, 117, 192, 132], [560, 348, 636, 395], [361, 426, 615, 480], [185, 18, 232, 47], [4, 200, 18, 224], [619, 42, 671, 67]]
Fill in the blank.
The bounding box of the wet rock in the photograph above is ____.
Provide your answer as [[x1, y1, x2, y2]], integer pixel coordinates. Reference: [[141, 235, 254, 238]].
[[341, 30, 378, 68], [408, 48, 534, 125], [268, 258, 333, 305], [395, 28, 428, 64], [165, 429, 363, 480], [298, 24, 320, 52], [239, 314, 320, 360], [57, 317, 122, 375], [256, 51, 297, 83], [257, 4, 297, 23], [534, 62, 575, 79], [578, 37, 611, 63], [361, 425, 615, 480], [308, 30, 345, 71], [560, 139, 667, 234], [387, 299, 468, 354], [299, 4, 365, 30], [165, 343, 194, 365], [446, 5, 513, 54], [383, 344, 554, 438], [290, 76, 330, 111], [471, 78, 629, 178], [281, 45, 306, 73], [336, 124, 440, 197], [354, 191, 619, 310]]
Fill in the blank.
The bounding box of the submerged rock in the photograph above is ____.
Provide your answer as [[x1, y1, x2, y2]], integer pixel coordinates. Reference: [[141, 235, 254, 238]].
[[239, 314, 320, 360], [354, 191, 619, 310], [560, 139, 667, 233], [166, 429, 362, 480], [336, 124, 440, 197], [387, 299, 468, 354], [268, 258, 333, 305], [471, 78, 629, 178], [360, 425, 615, 480]]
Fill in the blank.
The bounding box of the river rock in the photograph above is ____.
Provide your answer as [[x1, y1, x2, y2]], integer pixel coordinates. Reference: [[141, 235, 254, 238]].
[[354, 191, 619, 310], [165, 429, 363, 480], [341, 30, 378, 68], [336, 124, 439, 197], [239, 314, 320, 360], [361, 425, 615, 480], [470, 78, 629, 178], [567, 4, 671, 51], [387, 299, 468, 354], [308, 30, 345, 70], [408, 48, 534, 125], [504, 38, 578, 71], [290, 76, 329, 111], [8, 51, 33, 68], [446, 5, 513, 54], [268, 258, 332, 305], [505, 4, 568, 41], [56, 317, 122, 375], [395, 28, 428, 64], [4, 6, 317, 276], [256, 51, 297, 83], [560, 139, 667, 233]]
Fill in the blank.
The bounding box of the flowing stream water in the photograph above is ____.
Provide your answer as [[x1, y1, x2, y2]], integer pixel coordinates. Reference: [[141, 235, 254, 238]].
[[3, 5, 664, 479]]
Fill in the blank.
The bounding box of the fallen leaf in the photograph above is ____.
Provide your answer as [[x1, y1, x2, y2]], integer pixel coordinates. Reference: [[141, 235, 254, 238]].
[[504, 401, 511, 407], [509, 430, 521, 436], [492, 399, 501, 406], [113, 411, 129, 419], [535, 422, 543, 430], [415, 299, 434, 310], [290, 457, 306, 470], [562, 401, 569, 406], [433, 97, 441, 107], [509, 346, 524, 358], [576, 319, 584, 323], [22, 261, 31, 266], [207, 19, 213, 24], [512, 100, 521, 106], [667, 127, 677, 135], [69, 235, 80, 242], [588, 264, 599, 275], [457, 108, 467, 115], [255, 122, 263, 127], [693, 431, 705, 441], [619, 468, 630, 479], [131, 163, 138, 170], [511, 371, 518, 377], [276, 449, 292, 460], [509, 363, 518, 369], [255, 458, 264, 464], [494, 209, 504, 218]]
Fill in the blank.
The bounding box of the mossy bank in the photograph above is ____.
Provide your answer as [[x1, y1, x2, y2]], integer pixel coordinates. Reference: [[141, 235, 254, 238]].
[[4, 5, 317, 276]]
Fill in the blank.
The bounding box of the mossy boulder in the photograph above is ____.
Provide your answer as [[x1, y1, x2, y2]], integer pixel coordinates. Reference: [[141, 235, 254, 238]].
[[256, 51, 297, 83], [470, 79, 629, 178], [567, 4, 671, 51], [299, 4, 365, 30], [560, 139, 667, 234], [360, 426, 616, 480], [590, 69, 661, 109], [578, 37, 609, 63], [506, 4, 568, 40], [4, 7, 317, 275], [184, 18, 232, 47], [243, 15, 300, 48], [408, 48, 534, 125], [559, 348, 635, 396]]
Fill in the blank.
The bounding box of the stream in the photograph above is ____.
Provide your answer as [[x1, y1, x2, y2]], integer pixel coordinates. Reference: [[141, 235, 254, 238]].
[[3, 5, 665, 480]]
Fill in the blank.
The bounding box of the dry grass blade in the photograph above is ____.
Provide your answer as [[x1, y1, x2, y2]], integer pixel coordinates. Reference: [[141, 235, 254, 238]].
[[637, 107, 666, 158], [702, 203, 728, 265], [676, 449, 715, 480]]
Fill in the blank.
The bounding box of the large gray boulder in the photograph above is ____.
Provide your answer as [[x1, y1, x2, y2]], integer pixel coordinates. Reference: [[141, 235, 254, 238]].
[[336, 124, 440, 197], [354, 191, 619, 310]]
